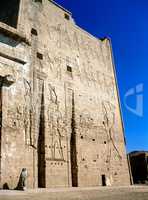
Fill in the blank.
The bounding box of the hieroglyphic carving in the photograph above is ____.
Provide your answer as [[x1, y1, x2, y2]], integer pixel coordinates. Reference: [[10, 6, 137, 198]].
[[81, 61, 95, 87], [96, 71, 116, 99], [80, 35, 100, 61], [102, 101, 122, 170], [79, 110, 94, 139], [47, 84, 64, 160], [6, 105, 24, 131]]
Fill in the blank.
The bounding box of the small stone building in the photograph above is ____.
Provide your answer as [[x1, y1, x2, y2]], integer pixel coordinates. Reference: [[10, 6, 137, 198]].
[[129, 151, 148, 184], [0, 0, 130, 188]]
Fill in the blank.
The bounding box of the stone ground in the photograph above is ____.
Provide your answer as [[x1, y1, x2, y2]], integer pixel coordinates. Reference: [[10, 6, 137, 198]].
[[0, 186, 148, 200]]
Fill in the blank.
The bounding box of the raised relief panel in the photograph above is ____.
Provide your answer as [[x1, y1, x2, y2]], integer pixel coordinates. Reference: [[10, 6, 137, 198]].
[[23, 78, 32, 145], [47, 53, 62, 80], [102, 101, 122, 171], [47, 84, 64, 161]]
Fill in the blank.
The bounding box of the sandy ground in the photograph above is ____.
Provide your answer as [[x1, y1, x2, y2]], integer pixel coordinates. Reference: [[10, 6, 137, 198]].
[[0, 186, 148, 200]]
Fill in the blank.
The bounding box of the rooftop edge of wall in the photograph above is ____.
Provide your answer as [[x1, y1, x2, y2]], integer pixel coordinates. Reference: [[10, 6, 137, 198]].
[[75, 25, 110, 43], [49, 1, 110, 43], [49, 0, 72, 15]]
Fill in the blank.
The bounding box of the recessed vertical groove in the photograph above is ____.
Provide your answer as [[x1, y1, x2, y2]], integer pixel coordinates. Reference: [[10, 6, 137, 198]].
[[70, 92, 78, 187]]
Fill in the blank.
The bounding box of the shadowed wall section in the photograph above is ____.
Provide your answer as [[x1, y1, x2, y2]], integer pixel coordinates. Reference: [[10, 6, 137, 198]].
[[0, 0, 20, 28], [70, 92, 78, 187], [38, 82, 46, 188]]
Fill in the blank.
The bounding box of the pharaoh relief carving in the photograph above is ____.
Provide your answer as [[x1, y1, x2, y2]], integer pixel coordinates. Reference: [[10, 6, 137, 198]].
[[46, 25, 108, 87], [47, 52, 62, 80], [102, 101, 122, 170], [47, 24, 72, 50], [47, 84, 64, 161], [6, 78, 32, 144], [5, 80, 23, 130], [47, 24, 93, 56], [47, 24, 61, 48], [61, 26, 73, 50]]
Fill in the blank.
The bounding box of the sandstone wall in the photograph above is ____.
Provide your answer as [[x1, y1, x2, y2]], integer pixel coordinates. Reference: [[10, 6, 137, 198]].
[[0, 0, 130, 188]]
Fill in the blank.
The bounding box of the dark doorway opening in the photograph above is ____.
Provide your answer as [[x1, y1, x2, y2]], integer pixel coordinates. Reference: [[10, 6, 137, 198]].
[[0, 0, 20, 28], [102, 175, 106, 186], [38, 84, 46, 188], [70, 92, 78, 187]]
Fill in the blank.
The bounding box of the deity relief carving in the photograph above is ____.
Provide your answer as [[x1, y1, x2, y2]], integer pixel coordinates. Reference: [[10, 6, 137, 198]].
[[47, 23, 103, 62], [102, 101, 122, 170], [48, 24, 72, 49], [47, 84, 64, 161], [47, 53, 62, 80], [23, 78, 32, 145], [6, 78, 33, 145], [47, 24, 117, 92], [61, 26, 72, 50], [47, 24, 61, 48]]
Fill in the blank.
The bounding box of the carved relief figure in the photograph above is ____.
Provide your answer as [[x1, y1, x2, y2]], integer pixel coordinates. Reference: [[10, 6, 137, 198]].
[[23, 78, 32, 145], [48, 84, 64, 160], [47, 24, 61, 48], [48, 24, 72, 49], [61, 25, 72, 50], [102, 101, 122, 170], [47, 53, 62, 80], [72, 32, 81, 53], [6, 79, 32, 145]]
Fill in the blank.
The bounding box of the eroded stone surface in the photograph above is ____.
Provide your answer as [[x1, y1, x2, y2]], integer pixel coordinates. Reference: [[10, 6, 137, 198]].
[[0, 0, 130, 189]]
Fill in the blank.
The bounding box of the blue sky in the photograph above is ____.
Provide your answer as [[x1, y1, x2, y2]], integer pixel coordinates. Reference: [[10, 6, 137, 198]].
[[55, 0, 148, 153]]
